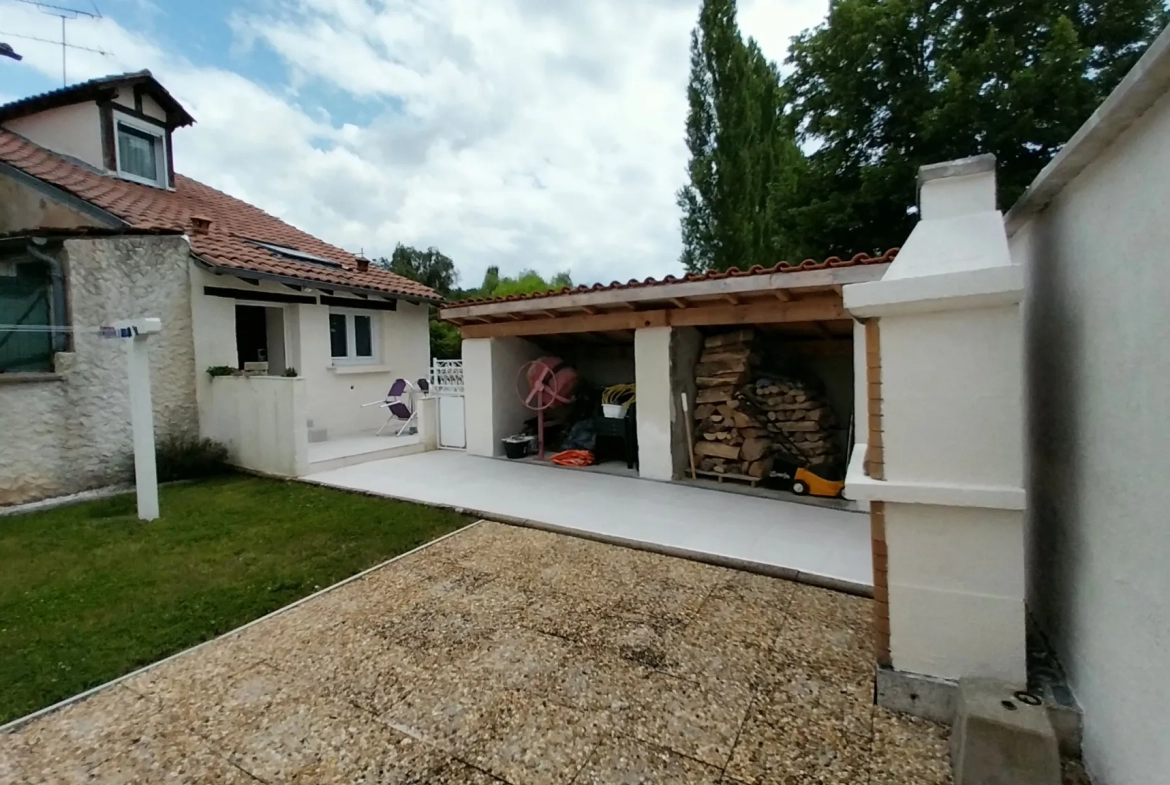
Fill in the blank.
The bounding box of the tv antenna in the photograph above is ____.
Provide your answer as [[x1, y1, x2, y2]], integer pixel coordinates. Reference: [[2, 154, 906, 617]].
[[6, 0, 106, 85]]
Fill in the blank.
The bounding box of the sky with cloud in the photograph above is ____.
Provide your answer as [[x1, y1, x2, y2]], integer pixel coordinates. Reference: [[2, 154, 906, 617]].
[[0, 0, 828, 289]]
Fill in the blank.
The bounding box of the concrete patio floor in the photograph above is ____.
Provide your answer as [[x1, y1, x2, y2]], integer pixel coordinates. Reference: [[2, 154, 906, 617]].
[[1, 522, 1094, 784], [3, 521, 946, 784], [305, 451, 873, 592]]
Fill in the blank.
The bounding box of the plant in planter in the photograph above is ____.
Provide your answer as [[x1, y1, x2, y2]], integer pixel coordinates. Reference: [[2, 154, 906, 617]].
[[206, 365, 239, 378], [282, 367, 298, 377]]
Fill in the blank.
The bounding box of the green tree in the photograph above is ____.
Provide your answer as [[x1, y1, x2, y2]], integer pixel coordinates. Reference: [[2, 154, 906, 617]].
[[454, 266, 572, 301], [376, 244, 461, 359], [677, 0, 805, 273], [783, 0, 1167, 256], [378, 244, 458, 298]]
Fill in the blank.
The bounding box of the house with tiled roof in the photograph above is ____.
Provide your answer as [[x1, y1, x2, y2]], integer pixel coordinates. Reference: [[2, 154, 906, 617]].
[[0, 71, 439, 502]]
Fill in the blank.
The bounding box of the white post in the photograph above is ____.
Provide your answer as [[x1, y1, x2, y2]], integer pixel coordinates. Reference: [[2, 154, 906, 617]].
[[107, 318, 162, 521]]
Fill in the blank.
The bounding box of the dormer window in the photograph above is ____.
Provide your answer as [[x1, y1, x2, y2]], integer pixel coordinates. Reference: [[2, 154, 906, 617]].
[[114, 112, 168, 187]]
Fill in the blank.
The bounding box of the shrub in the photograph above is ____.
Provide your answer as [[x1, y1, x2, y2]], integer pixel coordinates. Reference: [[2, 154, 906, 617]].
[[206, 365, 238, 378], [282, 367, 298, 377], [150, 435, 230, 483]]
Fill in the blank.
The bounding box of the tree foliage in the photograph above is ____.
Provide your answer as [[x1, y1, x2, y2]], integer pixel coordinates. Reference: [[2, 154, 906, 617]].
[[384, 249, 574, 360], [454, 266, 573, 301], [678, 0, 1168, 269], [678, 0, 805, 273], [379, 244, 458, 298]]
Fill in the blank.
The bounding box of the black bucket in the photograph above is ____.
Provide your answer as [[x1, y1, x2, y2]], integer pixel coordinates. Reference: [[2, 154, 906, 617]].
[[503, 438, 529, 460]]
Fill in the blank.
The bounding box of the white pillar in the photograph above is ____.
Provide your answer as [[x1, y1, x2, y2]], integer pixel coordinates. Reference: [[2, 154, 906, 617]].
[[417, 395, 440, 451], [845, 155, 1028, 685], [110, 318, 163, 521], [635, 326, 673, 481]]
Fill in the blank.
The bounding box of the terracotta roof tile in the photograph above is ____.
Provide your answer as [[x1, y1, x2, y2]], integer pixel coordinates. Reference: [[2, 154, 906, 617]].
[[0, 130, 438, 301], [448, 249, 898, 308]]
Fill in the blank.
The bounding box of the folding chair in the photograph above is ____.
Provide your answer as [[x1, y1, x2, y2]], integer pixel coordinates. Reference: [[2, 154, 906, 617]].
[[361, 378, 415, 435]]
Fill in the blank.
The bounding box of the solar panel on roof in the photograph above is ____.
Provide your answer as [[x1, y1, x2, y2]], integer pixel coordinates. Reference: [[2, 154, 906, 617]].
[[249, 239, 342, 268]]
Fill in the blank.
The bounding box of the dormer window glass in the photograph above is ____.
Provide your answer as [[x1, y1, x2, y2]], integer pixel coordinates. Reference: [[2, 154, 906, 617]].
[[114, 113, 168, 187]]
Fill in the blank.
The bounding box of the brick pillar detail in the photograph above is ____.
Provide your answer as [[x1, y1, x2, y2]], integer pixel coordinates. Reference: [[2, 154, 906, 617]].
[[871, 500, 891, 667], [863, 319, 884, 480]]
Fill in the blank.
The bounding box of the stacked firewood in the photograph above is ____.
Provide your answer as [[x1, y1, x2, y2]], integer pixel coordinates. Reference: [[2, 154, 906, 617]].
[[691, 329, 839, 478]]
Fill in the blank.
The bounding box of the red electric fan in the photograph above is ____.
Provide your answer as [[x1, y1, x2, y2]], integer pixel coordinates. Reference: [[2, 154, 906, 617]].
[[516, 357, 578, 458]]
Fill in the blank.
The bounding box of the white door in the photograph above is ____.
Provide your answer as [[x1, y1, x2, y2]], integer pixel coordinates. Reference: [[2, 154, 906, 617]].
[[439, 395, 466, 449]]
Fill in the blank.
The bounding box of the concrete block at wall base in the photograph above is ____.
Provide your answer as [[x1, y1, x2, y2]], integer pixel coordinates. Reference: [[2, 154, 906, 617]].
[[877, 667, 1082, 759], [876, 666, 958, 724], [950, 678, 1060, 785]]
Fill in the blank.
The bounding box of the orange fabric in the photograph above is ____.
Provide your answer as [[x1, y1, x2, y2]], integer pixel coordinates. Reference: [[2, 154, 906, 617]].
[[549, 449, 594, 467]]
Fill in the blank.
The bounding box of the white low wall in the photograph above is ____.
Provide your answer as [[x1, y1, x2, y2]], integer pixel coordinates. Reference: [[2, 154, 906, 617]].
[[464, 336, 544, 457], [203, 376, 308, 477]]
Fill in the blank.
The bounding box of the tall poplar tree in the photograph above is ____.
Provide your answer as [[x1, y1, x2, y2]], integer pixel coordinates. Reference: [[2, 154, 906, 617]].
[[677, 0, 805, 273]]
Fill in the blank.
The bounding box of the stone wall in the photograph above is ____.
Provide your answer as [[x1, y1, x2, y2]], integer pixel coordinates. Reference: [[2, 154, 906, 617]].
[[0, 235, 198, 504]]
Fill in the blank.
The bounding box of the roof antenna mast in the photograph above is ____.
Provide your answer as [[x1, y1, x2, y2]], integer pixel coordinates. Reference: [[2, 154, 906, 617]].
[[10, 0, 102, 85]]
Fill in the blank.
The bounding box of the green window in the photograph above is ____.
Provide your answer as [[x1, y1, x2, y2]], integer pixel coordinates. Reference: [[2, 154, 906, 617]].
[[0, 257, 54, 373]]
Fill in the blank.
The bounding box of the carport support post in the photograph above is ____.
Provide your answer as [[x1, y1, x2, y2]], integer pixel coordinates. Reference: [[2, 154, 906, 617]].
[[843, 155, 1029, 698], [634, 326, 674, 481]]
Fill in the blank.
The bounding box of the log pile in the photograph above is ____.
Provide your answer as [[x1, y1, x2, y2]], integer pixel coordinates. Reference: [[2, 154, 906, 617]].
[[691, 329, 840, 479]]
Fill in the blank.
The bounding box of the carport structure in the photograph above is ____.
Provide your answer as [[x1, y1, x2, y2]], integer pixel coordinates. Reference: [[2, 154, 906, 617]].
[[440, 251, 895, 484]]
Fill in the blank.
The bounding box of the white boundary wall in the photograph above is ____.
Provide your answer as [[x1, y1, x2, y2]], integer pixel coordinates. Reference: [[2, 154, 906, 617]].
[[1008, 25, 1170, 783], [203, 376, 308, 477]]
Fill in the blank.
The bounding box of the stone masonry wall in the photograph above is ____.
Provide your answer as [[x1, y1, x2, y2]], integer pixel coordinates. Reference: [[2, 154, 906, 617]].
[[0, 235, 198, 504]]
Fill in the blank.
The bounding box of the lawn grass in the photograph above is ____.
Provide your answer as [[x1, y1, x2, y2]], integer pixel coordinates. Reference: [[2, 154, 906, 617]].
[[0, 475, 473, 725]]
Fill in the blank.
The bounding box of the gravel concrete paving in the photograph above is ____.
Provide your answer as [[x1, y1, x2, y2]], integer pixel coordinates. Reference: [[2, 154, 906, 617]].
[[0, 522, 1086, 784]]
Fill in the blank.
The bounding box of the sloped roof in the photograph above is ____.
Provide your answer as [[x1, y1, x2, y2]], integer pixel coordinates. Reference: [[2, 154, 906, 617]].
[[0, 129, 438, 301], [0, 70, 195, 127], [448, 249, 897, 309]]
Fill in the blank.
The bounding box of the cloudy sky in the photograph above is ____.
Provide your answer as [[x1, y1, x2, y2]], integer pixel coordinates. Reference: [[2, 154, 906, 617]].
[[0, 0, 827, 288]]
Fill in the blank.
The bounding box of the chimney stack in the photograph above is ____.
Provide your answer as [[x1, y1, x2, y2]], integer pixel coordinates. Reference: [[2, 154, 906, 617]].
[[189, 216, 212, 235], [356, 256, 369, 272]]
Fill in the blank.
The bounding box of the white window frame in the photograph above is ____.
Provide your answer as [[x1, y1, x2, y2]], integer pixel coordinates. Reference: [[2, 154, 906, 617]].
[[113, 111, 169, 188], [329, 308, 380, 365]]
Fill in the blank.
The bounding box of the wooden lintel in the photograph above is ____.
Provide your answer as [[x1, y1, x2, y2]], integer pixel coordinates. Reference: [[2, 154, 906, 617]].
[[460, 297, 844, 339], [462, 309, 667, 339]]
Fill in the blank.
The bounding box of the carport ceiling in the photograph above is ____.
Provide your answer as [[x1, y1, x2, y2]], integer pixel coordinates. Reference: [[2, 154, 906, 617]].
[[441, 258, 892, 339]]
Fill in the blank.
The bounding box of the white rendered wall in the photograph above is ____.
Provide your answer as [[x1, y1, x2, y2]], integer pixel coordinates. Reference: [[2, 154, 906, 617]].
[[0, 237, 198, 504], [3, 101, 104, 170], [886, 503, 1026, 682], [203, 377, 308, 476], [880, 306, 1023, 489], [635, 327, 673, 481], [1013, 84, 1170, 785], [463, 336, 544, 457], [463, 338, 494, 456], [112, 87, 168, 122], [190, 267, 431, 440], [845, 153, 1026, 690]]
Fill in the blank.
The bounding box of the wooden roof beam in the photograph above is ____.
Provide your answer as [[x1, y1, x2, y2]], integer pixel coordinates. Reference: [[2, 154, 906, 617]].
[[460, 296, 844, 339], [441, 263, 888, 322]]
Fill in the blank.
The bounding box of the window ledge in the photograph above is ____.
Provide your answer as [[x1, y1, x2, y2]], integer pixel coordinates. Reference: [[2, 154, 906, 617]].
[[0, 372, 64, 385], [329, 364, 392, 375]]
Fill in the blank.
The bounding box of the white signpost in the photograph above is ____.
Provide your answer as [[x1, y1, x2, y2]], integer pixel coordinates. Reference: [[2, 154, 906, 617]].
[[100, 318, 162, 521]]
